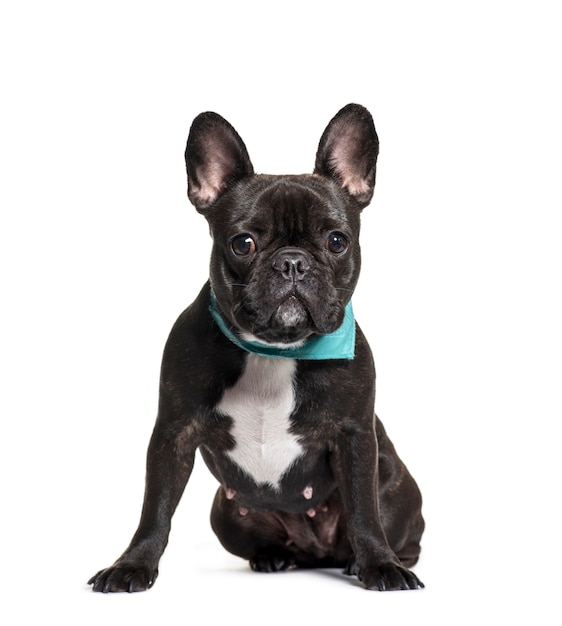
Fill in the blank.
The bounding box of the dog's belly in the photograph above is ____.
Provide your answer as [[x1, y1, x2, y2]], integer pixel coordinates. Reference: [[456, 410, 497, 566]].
[[216, 354, 302, 489]]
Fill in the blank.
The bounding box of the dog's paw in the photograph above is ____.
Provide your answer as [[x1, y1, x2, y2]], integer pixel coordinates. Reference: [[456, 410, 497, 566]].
[[345, 558, 423, 591], [250, 549, 296, 573], [88, 564, 158, 593]]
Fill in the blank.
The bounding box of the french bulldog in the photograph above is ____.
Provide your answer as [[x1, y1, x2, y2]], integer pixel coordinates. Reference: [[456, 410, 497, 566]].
[[89, 104, 424, 592]]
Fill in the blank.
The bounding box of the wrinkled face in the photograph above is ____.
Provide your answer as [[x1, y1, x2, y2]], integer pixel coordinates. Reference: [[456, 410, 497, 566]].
[[185, 104, 379, 344], [208, 175, 361, 345]]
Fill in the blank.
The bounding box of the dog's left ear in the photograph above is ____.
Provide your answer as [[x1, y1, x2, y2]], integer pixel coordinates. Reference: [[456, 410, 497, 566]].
[[185, 112, 254, 213], [314, 104, 379, 208]]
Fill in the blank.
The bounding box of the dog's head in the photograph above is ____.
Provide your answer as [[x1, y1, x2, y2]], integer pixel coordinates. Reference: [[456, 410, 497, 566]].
[[185, 104, 379, 346]]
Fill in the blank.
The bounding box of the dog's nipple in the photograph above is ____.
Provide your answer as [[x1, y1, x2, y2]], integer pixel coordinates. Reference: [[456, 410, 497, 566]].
[[225, 488, 237, 500], [239, 507, 249, 516], [302, 486, 313, 500], [306, 509, 316, 518]]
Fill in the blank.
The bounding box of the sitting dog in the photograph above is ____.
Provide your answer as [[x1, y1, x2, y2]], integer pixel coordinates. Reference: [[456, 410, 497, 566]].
[[89, 104, 424, 592]]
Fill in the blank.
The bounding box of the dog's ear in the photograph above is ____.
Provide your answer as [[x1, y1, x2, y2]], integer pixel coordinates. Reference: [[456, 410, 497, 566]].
[[185, 112, 254, 213], [314, 104, 379, 208]]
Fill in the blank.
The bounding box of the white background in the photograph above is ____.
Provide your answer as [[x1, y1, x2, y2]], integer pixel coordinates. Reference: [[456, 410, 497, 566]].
[[1, 1, 561, 624]]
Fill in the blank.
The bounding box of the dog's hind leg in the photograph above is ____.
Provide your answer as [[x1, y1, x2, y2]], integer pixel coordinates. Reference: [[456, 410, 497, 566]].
[[210, 487, 352, 572], [210, 487, 298, 571]]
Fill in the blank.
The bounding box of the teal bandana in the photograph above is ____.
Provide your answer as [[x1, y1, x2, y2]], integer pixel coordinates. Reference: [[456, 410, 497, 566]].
[[209, 292, 356, 360]]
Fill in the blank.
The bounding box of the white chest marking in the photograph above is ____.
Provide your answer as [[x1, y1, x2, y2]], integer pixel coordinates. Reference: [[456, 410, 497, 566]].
[[217, 354, 302, 489]]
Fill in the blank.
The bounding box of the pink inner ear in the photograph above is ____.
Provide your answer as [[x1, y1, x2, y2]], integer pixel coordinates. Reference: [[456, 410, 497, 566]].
[[186, 111, 255, 211], [331, 137, 371, 197], [194, 160, 230, 205], [340, 173, 372, 197]]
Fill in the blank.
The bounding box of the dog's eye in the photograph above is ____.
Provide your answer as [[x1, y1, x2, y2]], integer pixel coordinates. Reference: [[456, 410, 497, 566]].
[[326, 232, 349, 255], [231, 234, 256, 257]]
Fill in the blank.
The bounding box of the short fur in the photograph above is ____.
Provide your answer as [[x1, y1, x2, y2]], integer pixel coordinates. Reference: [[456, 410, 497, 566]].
[[89, 104, 424, 593]]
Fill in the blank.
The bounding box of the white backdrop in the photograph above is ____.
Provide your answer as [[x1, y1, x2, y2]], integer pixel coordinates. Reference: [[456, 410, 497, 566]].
[[1, 1, 560, 624]]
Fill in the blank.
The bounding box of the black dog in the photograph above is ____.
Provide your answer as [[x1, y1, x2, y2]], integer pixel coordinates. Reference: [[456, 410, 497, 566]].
[[89, 104, 424, 592]]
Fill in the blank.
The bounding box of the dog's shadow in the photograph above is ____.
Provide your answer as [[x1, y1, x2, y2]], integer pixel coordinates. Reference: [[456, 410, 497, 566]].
[[312, 567, 363, 588], [232, 564, 363, 590]]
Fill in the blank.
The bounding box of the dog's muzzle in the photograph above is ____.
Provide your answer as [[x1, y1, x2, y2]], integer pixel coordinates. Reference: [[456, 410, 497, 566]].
[[271, 247, 312, 283]]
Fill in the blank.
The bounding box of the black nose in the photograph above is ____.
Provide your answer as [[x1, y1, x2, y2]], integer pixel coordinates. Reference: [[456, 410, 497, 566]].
[[272, 247, 311, 281]]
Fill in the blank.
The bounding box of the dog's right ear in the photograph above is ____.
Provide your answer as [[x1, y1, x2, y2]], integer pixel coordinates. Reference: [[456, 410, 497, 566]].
[[185, 112, 254, 213]]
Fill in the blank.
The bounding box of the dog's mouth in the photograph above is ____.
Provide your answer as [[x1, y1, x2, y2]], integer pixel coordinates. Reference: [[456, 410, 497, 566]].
[[240, 293, 343, 346], [248, 295, 312, 345], [273, 295, 308, 329]]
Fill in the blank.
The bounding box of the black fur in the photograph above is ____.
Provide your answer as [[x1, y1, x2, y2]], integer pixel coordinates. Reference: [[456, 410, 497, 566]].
[[89, 104, 424, 593]]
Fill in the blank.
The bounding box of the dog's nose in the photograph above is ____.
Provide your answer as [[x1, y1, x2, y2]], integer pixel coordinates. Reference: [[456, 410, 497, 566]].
[[272, 248, 311, 281]]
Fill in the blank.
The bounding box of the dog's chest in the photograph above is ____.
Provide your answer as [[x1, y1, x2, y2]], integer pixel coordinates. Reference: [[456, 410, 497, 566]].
[[216, 354, 302, 488]]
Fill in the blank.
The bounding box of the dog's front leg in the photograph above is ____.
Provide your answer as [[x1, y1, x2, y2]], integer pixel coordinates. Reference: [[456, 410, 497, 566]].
[[89, 416, 196, 592], [331, 419, 423, 591]]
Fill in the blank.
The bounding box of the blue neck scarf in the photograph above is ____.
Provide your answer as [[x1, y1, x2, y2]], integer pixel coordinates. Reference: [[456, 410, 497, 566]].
[[209, 292, 355, 360]]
